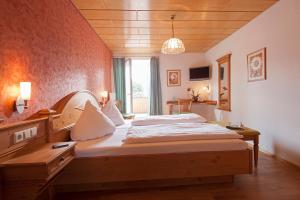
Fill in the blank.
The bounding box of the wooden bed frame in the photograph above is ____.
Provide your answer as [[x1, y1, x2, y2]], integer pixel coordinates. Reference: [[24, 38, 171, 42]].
[[0, 90, 252, 197], [48, 91, 253, 193], [54, 149, 252, 193]]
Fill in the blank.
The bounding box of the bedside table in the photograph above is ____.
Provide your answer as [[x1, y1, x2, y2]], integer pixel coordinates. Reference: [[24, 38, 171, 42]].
[[1, 142, 76, 200], [209, 121, 260, 167], [234, 127, 260, 167]]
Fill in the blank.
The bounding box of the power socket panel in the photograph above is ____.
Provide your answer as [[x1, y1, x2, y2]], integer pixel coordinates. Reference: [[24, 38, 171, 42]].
[[14, 131, 24, 144], [14, 126, 38, 144]]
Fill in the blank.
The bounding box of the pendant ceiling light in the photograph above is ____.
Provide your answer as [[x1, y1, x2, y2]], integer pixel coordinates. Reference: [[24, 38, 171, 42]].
[[161, 15, 185, 54]]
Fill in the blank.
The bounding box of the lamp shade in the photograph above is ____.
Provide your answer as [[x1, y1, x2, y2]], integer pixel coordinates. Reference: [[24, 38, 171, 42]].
[[20, 82, 31, 100], [161, 37, 185, 54]]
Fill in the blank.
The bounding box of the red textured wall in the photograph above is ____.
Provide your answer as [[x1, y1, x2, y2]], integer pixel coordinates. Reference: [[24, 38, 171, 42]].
[[0, 0, 112, 124]]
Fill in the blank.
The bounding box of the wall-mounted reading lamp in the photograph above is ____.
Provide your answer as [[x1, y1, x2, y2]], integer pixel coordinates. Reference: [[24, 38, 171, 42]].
[[100, 91, 108, 105], [15, 82, 31, 113]]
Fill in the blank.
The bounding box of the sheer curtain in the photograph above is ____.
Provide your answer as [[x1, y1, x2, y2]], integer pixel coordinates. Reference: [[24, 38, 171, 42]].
[[149, 57, 162, 115], [113, 58, 126, 113]]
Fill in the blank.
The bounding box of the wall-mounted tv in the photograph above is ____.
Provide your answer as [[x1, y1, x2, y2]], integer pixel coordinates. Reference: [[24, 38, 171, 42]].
[[189, 66, 210, 81]]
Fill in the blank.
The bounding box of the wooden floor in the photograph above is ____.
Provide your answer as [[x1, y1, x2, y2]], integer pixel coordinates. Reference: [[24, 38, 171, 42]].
[[56, 153, 300, 200]]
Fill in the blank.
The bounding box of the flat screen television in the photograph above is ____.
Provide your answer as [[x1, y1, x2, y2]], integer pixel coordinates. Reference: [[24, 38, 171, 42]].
[[189, 66, 210, 81]]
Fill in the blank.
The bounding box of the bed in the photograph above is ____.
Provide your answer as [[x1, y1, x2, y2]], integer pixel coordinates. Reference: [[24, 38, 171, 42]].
[[75, 123, 248, 158], [49, 91, 252, 192]]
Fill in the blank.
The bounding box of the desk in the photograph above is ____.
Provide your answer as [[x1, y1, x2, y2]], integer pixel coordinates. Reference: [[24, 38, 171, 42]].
[[166, 100, 217, 115], [167, 100, 217, 105]]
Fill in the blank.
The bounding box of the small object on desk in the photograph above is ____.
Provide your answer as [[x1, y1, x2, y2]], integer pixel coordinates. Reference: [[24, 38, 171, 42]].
[[52, 143, 69, 149]]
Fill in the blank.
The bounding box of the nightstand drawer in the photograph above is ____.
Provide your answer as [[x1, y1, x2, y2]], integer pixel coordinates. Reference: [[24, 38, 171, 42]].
[[48, 147, 74, 176]]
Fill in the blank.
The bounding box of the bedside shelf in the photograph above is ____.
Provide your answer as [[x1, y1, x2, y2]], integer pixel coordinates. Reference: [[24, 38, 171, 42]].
[[1, 142, 76, 199]]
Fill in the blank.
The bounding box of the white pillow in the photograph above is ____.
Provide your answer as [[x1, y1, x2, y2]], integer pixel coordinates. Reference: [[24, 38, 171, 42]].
[[101, 101, 125, 126], [71, 100, 116, 141]]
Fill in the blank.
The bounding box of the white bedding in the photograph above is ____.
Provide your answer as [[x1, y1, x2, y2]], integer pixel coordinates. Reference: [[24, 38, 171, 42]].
[[75, 122, 248, 158], [124, 123, 242, 144], [131, 113, 207, 126]]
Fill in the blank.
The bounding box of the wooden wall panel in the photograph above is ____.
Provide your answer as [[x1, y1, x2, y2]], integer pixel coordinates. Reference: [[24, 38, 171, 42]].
[[88, 20, 248, 29], [72, 0, 277, 11], [71, 0, 278, 55], [80, 10, 261, 21], [94, 28, 237, 35]]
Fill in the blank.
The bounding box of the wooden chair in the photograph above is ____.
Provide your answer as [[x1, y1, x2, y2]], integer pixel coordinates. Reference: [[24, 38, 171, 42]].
[[115, 100, 123, 113], [177, 99, 192, 114], [170, 99, 192, 114]]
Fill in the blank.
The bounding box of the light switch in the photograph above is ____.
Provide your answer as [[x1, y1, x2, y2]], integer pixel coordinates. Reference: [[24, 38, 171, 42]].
[[30, 127, 37, 137], [23, 129, 31, 139]]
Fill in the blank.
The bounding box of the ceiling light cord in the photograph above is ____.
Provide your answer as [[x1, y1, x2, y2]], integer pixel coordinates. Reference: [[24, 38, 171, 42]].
[[171, 15, 175, 38]]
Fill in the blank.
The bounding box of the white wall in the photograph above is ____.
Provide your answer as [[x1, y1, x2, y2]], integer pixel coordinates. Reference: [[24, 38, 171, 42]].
[[205, 0, 300, 166], [159, 53, 211, 114]]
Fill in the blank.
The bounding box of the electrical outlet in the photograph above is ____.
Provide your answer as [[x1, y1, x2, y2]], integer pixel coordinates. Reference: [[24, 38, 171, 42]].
[[23, 129, 31, 139], [14, 131, 24, 144], [30, 127, 37, 137]]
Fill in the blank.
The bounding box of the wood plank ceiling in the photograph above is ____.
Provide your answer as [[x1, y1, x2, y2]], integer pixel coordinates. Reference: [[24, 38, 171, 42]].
[[71, 0, 278, 56]]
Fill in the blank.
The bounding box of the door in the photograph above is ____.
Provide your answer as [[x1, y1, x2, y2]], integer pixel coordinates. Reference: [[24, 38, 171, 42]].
[[125, 58, 150, 116]]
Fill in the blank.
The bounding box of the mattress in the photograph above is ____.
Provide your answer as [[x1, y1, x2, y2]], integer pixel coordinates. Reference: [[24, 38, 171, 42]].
[[75, 122, 248, 158], [131, 113, 207, 126], [124, 123, 241, 144]]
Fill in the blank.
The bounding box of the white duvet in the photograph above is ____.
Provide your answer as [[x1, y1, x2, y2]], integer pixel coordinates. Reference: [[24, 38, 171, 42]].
[[131, 113, 207, 126], [124, 123, 242, 144]]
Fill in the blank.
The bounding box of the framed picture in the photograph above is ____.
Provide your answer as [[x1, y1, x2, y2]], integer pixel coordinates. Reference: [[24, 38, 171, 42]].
[[167, 70, 181, 86], [247, 48, 266, 82]]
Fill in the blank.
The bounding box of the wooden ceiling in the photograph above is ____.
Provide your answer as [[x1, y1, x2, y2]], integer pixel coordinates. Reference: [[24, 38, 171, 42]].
[[71, 0, 278, 56]]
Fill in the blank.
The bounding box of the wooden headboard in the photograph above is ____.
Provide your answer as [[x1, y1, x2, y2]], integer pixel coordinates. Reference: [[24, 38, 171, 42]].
[[0, 90, 99, 161], [52, 90, 99, 130], [0, 117, 48, 163], [49, 90, 100, 142], [0, 90, 99, 198]]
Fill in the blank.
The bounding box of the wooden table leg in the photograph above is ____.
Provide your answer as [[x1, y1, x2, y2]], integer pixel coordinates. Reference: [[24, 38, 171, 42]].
[[169, 105, 174, 114], [254, 136, 259, 167]]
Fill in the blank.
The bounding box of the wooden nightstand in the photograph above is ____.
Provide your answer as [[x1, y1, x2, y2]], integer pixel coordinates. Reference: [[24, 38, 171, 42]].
[[1, 142, 76, 200], [234, 127, 260, 167], [210, 121, 260, 167]]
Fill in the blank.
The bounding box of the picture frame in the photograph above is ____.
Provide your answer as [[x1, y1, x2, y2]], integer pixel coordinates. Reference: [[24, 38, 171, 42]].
[[247, 48, 267, 82], [167, 70, 181, 87]]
